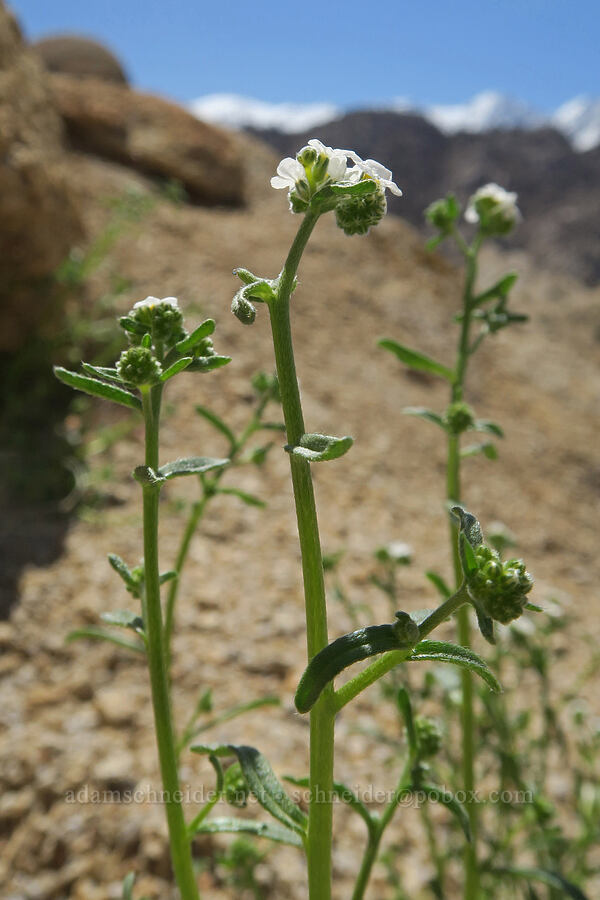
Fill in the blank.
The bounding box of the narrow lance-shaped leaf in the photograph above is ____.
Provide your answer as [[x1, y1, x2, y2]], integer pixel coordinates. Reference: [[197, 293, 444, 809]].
[[190, 817, 303, 848], [217, 487, 267, 508], [403, 407, 447, 431], [286, 433, 353, 463], [489, 866, 589, 900], [66, 626, 145, 653], [295, 613, 419, 713], [461, 442, 498, 460], [417, 784, 471, 842], [175, 319, 215, 354], [158, 457, 229, 480], [284, 775, 376, 835], [472, 272, 518, 307], [187, 355, 232, 373], [425, 570, 452, 599], [100, 610, 144, 632], [54, 367, 142, 411], [108, 554, 138, 591], [407, 640, 502, 693], [195, 405, 236, 447], [191, 744, 306, 835], [81, 363, 124, 384], [159, 357, 193, 382], [378, 339, 454, 382]]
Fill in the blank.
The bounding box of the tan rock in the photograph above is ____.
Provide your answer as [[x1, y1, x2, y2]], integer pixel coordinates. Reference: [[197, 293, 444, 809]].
[[0, 2, 81, 350], [94, 685, 138, 727], [49, 73, 245, 206], [32, 34, 128, 84]]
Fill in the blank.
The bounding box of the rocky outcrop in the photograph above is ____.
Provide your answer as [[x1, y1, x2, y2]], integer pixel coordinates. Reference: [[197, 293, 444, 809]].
[[48, 74, 245, 206], [0, 3, 81, 351], [32, 34, 128, 83]]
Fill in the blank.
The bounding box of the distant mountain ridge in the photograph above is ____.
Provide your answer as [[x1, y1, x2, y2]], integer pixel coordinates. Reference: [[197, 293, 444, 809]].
[[242, 110, 600, 286], [190, 91, 600, 152]]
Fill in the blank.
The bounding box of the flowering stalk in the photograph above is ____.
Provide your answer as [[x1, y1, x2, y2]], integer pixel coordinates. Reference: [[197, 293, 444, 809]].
[[233, 140, 402, 899]]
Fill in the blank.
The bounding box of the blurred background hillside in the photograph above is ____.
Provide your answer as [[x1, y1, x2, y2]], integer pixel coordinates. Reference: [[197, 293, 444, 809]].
[[1, 1, 599, 897]]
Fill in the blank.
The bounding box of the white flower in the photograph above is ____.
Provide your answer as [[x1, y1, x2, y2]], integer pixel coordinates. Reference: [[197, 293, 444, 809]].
[[306, 138, 349, 181], [465, 183, 520, 224], [133, 296, 179, 310], [270, 157, 307, 192], [385, 541, 413, 562], [344, 150, 402, 197]]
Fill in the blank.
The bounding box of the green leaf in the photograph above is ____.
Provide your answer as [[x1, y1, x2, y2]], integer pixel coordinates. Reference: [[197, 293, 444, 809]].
[[190, 817, 303, 848], [295, 618, 419, 713], [175, 319, 215, 353], [396, 687, 416, 753], [133, 466, 165, 488], [66, 626, 145, 653], [525, 602, 544, 613], [418, 784, 471, 842], [403, 407, 447, 430], [473, 419, 504, 438], [490, 866, 589, 900], [473, 272, 518, 306], [108, 554, 138, 590], [284, 775, 375, 834], [195, 405, 236, 447], [408, 640, 502, 693], [286, 433, 353, 463], [81, 363, 124, 384], [330, 179, 378, 197], [473, 601, 496, 645], [378, 339, 454, 382], [425, 571, 452, 599], [100, 610, 144, 633], [187, 355, 231, 373], [461, 441, 498, 460], [122, 872, 136, 900], [191, 744, 306, 835], [259, 422, 287, 432], [158, 457, 229, 480], [159, 357, 193, 382], [217, 487, 266, 508], [54, 367, 142, 411], [119, 315, 148, 336]]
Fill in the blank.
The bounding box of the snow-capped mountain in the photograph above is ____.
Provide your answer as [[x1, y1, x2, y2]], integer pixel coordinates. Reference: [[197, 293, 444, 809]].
[[189, 93, 340, 134], [189, 91, 600, 151], [421, 91, 544, 134], [552, 96, 600, 151]]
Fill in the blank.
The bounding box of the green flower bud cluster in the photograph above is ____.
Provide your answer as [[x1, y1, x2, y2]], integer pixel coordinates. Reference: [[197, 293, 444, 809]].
[[335, 187, 387, 236], [126, 297, 186, 350], [414, 716, 443, 758], [116, 347, 162, 386], [465, 184, 521, 237], [251, 370, 280, 404], [223, 762, 250, 809], [467, 545, 533, 624], [444, 401, 476, 435], [425, 194, 460, 235]]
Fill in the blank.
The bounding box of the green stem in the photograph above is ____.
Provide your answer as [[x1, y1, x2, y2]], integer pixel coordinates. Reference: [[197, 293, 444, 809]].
[[449, 236, 481, 900], [141, 387, 200, 900], [267, 210, 335, 900], [334, 585, 469, 712], [352, 757, 413, 900]]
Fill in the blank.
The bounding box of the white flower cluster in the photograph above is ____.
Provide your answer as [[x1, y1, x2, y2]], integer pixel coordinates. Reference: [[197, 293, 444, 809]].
[[465, 183, 521, 227], [133, 296, 180, 311], [271, 138, 401, 207]]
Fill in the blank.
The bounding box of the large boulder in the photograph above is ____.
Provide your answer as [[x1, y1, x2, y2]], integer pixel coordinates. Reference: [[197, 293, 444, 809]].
[[48, 74, 245, 206], [32, 34, 128, 83], [0, 3, 81, 351]]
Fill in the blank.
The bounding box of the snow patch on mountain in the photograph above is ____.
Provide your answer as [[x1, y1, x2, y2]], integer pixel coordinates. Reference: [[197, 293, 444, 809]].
[[189, 94, 340, 134], [189, 91, 600, 150]]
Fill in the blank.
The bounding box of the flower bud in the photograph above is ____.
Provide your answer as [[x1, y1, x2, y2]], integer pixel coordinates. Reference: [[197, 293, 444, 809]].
[[296, 146, 318, 168], [116, 347, 161, 386], [465, 183, 521, 236], [414, 716, 443, 758], [467, 545, 533, 624], [335, 186, 387, 236], [444, 401, 475, 435], [126, 296, 186, 350], [223, 762, 250, 808], [425, 194, 460, 233], [231, 289, 256, 325]]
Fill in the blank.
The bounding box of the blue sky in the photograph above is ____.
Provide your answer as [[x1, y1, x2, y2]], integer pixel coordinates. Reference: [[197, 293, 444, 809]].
[[13, 0, 599, 111]]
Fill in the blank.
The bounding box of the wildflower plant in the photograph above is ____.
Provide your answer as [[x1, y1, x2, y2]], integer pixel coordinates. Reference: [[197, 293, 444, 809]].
[[225, 141, 536, 900]]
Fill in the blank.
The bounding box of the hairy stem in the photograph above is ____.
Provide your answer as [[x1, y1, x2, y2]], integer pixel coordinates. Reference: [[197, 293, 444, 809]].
[[141, 387, 200, 900], [267, 210, 335, 900]]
